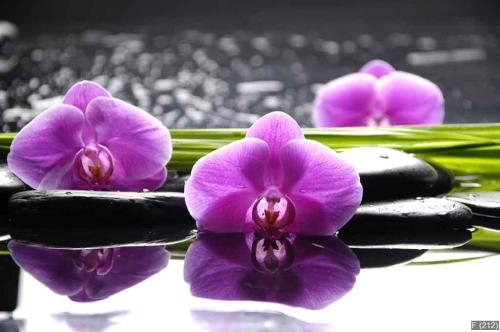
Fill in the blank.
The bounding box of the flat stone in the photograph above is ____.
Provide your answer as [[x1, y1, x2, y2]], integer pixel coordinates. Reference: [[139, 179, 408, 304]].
[[338, 147, 445, 202], [448, 191, 500, 230], [339, 197, 473, 249], [353, 248, 427, 268], [448, 191, 500, 217], [8, 190, 196, 248], [342, 197, 473, 233]]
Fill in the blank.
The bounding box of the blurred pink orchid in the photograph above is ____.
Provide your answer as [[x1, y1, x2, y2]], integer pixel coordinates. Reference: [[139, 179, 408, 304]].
[[313, 59, 445, 127]]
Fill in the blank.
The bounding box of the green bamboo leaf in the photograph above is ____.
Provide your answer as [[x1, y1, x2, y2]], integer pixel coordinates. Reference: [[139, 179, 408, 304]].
[[408, 253, 498, 265]]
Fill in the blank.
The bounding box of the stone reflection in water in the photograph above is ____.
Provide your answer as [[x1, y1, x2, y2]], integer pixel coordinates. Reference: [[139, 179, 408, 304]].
[[8, 241, 169, 302], [184, 233, 360, 310]]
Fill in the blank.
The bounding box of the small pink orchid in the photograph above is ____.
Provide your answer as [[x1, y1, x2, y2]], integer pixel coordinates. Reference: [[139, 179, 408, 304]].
[[313, 59, 445, 127], [8, 81, 172, 191], [185, 112, 363, 237]]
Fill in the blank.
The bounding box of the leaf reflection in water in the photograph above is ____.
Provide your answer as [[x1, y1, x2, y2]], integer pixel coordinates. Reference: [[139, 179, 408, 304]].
[[184, 233, 360, 310], [8, 241, 169, 302]]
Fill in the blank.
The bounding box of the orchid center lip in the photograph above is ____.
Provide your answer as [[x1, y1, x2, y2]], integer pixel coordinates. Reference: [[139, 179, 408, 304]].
[[75, 248, 116, 276], [75, 144, 114, 188], [250, 236, 295, 274], [367, 113, 391, 126], [252, 187, 296, 239]]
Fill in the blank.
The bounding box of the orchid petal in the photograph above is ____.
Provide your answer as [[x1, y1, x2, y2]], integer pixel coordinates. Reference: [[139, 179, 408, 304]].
[[280, 139, 362, 235], [246, 112, 304, 157], [7, 104, 84, 189], [86, 97, 172, 180], [185, 138, 269, 232], [63, 81, 111, 112], [109, 167, 167, 191], [313, 73, 378, 127], [246, 112, 304, 185], [80, 246, 169, 302], [8, 241, 84, 296], [360, 59, 395, 78], [184, 234, 360, 309], [379, 72, 445, 125]]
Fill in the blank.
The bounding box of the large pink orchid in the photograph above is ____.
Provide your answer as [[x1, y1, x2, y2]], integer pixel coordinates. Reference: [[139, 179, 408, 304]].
[[185, 111, 363, 237]]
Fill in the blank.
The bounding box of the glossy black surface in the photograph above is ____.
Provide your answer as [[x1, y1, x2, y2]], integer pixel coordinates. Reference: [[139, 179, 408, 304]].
[[8, 190, 196, 247], [341, 197, 472, 232], [339, 148, 443, 202]]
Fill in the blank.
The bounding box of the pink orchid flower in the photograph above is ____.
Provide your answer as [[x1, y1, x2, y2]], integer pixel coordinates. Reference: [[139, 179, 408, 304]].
[[313, 59, 445, 127], [185, 112, 363, 237], [7, 81, 172, 191]]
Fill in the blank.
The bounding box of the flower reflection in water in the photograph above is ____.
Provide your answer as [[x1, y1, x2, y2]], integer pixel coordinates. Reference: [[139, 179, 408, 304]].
[[184, 233, 360, 310], [8, 241, 169, 302]]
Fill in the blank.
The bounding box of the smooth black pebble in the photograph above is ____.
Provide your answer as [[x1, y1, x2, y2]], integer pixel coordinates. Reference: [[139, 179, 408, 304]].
[[342, 197, 473, 232], [448, 191, 500, 230], [8, 190, 196, 248], [339, 197, 473, 249], [339, 147, 450, 202]]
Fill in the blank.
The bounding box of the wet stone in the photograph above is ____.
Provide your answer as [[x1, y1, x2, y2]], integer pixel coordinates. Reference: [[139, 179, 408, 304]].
[[339, 147, 449, 202], [448, 191, 500, 230], [8, 190, 196, 248], [342, 197, 473, 233], [448, 191, 500, 217], [425, 162, 454, 196]]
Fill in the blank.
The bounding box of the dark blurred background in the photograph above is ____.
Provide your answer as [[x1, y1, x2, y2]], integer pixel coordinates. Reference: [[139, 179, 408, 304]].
[[0, 0, 499, 130]]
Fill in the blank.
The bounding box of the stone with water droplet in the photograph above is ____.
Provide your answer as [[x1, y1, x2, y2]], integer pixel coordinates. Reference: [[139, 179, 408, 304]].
[[8, 190, 195, 248], [338, 148, 451, 202], [341, 197, 472, 233], [448, 191, 500, 230]]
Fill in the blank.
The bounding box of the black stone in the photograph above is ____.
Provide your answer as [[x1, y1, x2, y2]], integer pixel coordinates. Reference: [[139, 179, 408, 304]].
[[341, 197, 473, 233], [338, 147, 443, 202], [8, 190, 196, 248], [448, 191, 500, 230], [339, 197, 473, 249], [448, 191, 500, 217], [353, 248, 427, 268], [339, 228, 472, 249], [425, 162, 454, 196]]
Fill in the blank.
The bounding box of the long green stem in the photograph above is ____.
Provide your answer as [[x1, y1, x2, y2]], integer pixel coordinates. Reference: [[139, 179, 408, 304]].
[[3, 123, 500, 172]]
